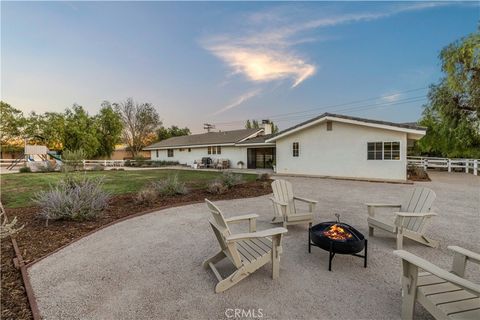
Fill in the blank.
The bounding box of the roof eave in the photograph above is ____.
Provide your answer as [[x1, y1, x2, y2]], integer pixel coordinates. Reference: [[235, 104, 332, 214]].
[[266, 115, 426, 142], [143, 143, 237, 150]]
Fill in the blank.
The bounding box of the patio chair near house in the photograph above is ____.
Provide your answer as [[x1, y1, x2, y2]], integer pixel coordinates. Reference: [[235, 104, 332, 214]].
[[394, 247, 480, 320], [195, 159, 205, 169], [203, 199, 287, 293], [270, 179, 317, 229], [366, 187, 438, 249], [212, 159, 229, 169]]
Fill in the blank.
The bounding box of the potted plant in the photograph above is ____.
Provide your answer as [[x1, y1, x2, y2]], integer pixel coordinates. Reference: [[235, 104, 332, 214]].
[[237, 161, 244, 169]]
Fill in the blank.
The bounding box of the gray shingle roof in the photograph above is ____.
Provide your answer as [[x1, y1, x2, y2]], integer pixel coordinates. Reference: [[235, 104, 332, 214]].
[[144, 128, 262, 149], [268, 113, 426, 141]]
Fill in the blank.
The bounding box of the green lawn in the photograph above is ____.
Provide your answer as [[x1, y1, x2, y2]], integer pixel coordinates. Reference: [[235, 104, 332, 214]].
[[0, 169, 257, 208]]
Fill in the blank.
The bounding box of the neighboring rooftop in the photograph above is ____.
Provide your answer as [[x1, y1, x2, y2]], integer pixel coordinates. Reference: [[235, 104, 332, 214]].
[[144, 128, 262, 149]]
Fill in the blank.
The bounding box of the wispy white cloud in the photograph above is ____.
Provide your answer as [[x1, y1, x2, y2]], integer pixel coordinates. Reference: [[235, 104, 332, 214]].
[[212, 89, 262, 116], [382, 92, 402, 103], [203, 1, 450, 113], [207, 46, 315, 88]]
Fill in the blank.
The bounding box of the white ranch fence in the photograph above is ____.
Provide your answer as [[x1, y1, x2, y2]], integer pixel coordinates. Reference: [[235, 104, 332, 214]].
[[82, 160, 126, 167], [407, 156, 479, 176], [0, 159, 26, 165]]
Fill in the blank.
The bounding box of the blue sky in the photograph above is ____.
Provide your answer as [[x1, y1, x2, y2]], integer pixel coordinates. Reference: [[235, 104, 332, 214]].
[[1, 1, 478, 133]]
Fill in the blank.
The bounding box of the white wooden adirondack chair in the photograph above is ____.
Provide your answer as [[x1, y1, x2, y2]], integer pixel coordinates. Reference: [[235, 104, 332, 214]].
[[394, 247, 480, 320], [270, 179, 317, 228], [366, 187, 438, 249], [203, 199, 288, 293]]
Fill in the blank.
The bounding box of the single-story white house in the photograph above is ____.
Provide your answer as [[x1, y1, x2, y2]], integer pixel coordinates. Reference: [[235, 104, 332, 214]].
[[144, 113, 426, 181]]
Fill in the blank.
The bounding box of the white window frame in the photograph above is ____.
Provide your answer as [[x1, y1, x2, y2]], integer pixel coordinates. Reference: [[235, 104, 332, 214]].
[[367, 141, 401, 161], [292, 142, 299, 157]]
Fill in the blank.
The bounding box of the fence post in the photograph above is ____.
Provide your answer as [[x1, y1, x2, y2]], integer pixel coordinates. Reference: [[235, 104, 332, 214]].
[[104, 160, 107, 167], [447, 159, 451, 173], [423, 159, 428, 171], [82, 160, 86, 170], [465, 160, 469, 173], [474, 160, 478, 176]]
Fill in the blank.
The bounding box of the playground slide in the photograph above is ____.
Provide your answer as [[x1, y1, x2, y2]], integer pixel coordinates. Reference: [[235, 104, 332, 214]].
[[47, 152, 63, 164], [48, 153, 62, 161]]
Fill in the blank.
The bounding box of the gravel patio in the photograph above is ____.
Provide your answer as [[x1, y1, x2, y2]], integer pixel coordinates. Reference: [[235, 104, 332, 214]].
[[28, 171, 479, 320]]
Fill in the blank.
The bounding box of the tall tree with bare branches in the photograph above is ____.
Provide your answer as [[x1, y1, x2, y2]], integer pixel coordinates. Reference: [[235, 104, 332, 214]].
[[115, 98, 161, 158]]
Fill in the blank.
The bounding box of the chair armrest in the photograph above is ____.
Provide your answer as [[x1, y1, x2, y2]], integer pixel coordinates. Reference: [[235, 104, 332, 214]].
[[293, 196, 318, 204], [225, 214, 259, 224], [225, 214, 258, 232], [226, 228, 288, 242], [394, 250, 480, 295], [395, 212, 437, 218], [365, 203, 402, 208], [448, 246, 480, 265], [269, 197, 287, 206]]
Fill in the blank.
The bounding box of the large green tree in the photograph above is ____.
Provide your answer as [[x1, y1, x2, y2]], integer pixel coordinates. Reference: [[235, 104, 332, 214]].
[[0, 101, 26, 146], [24, 111, 66, 150], [115, 98, 161, 157], [417, 30, 480, 158], [94, 102, 123, 158], [63, 105, 100, 158], [156, 125, 190, 141]]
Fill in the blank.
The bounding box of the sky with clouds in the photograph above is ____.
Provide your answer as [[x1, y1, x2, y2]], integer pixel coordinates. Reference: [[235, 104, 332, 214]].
[[1, 1, 478, 133]]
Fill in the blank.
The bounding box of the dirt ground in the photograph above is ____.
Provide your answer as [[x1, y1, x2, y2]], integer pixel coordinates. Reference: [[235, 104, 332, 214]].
[[1, 180, 272, 319]]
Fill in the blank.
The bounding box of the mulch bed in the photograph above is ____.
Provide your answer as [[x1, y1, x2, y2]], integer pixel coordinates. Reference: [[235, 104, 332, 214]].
[[1, 180, 272, 320]]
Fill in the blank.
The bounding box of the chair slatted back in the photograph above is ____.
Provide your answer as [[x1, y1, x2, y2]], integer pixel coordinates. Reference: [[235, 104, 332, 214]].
[[205, 199, 243, 268], [271, 180, 296, 217], [399, 187, 436, 232]]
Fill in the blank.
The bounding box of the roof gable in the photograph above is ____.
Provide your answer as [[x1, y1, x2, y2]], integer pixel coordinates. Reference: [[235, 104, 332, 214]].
[[266, 113, 426, 142]]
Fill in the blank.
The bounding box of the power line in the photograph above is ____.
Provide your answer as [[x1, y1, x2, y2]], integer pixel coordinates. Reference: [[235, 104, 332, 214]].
[[213, 86, 428, 127], [215, 96, 426, 128]]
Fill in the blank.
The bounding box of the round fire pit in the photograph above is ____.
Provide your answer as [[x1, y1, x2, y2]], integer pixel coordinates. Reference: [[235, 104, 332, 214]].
[[309, 221, 368, 271]]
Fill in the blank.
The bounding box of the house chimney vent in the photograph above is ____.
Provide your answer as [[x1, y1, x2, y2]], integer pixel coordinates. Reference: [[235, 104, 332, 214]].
[[261, 120, 272, 135]]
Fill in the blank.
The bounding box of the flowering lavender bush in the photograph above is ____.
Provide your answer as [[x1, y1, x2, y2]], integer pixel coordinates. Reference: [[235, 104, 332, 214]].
[[220, 172, 243, 189], [152, 174, 187, 196], [33, 175, 110, 225], [207, 180, 228, 195], [134, 187, 158, 205]]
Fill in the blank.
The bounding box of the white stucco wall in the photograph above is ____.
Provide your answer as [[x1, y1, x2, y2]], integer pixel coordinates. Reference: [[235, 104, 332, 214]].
[[275, 121, 408, 180], [149, 146, 248, 168]]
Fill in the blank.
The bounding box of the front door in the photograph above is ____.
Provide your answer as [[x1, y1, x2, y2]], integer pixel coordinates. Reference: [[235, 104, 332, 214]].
[[247, 148, 275, 169]]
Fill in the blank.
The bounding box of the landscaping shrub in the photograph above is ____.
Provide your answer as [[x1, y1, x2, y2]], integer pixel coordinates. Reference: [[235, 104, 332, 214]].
[[125, 160, 179, 167], [19, 166, 31, 173], [152, 174, 187, 196], [134, 187, 158, 205], [0, 204, 24, 239], [91, 164, 105, 171], [62, 149, 86, 171], [407, 164, 430, 181], [33, 176, 110, 225], [220, 172, 244, 189], [207, 180, 228, 195]]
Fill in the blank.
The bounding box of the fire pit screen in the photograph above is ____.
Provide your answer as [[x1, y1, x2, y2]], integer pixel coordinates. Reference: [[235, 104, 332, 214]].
[[309, 215, 367, 271]]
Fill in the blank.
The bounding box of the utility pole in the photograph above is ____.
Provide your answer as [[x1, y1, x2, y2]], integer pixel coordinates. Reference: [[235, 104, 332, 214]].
[[203, 123, 215, 133]]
